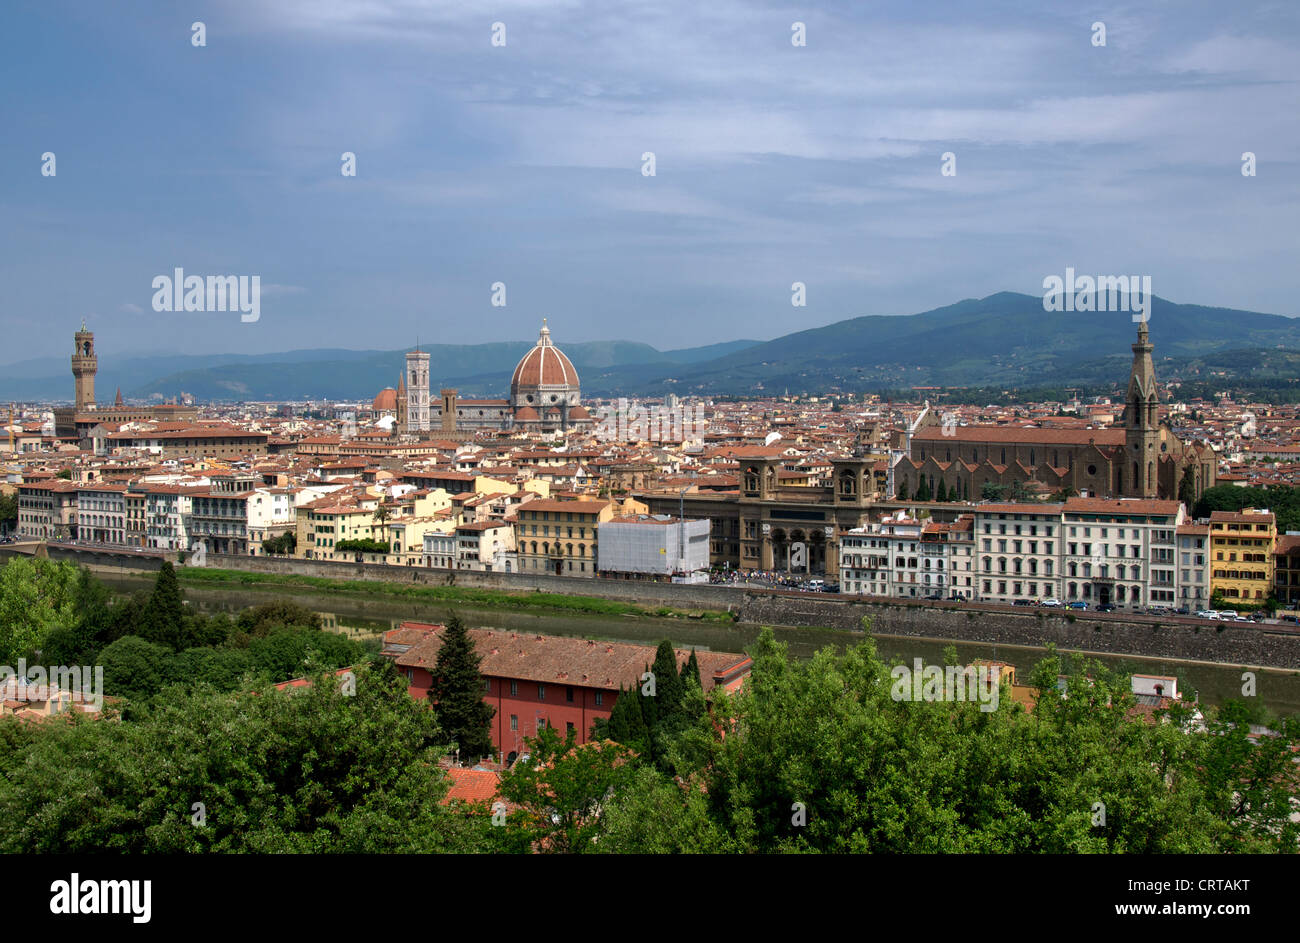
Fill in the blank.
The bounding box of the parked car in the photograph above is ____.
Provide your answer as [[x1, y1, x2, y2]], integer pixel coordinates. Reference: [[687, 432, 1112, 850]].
[[1040, 598, 1063, 608], [1013, 599, 1034, 606], [925, 592, 943, 600], [1196, 610, 1221, 620], [1066, 601, 1088, 610], [1094, 603, 1116, 612]]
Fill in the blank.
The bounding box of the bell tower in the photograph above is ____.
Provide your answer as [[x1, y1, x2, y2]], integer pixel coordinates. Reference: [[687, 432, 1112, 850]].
[[72, 320, 97, 411], [1123, 318, 1159, 497]]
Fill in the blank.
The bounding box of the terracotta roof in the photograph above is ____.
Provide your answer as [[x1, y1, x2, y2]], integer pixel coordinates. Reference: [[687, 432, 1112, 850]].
[[386, 623, 751, 694]]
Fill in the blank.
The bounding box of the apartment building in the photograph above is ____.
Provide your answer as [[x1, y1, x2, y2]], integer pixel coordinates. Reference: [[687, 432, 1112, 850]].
[[515, 498, 614, 576], [454, 520, 516, 571], [973, 504, 1063, 604], [1176, 522, 1211, 611], [1209, 508, 1276, 605], [1060, 498, 1183, 608], [75, 482, 128, 545]]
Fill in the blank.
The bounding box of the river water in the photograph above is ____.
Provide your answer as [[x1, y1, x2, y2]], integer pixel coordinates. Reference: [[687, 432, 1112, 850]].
[[102, 575, 1300, 716]]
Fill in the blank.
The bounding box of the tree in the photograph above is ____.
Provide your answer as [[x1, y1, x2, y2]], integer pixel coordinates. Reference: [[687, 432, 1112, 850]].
[[0, 493, 17, 532], [915, 476, 932, 502], [495, 724, 636, 853], [140, 562, 186, 650], [935, 480, 949, 502], [679, 649, 701, 689], [1178, 467, 1197, 509], [55, 469, 72, 480], [261, 533, 296, 555], [429, 613, 495, 761], [0, 557, 79, 663], [602, 684, 649, 753], [896, 480, 909, 501], [0, 665, 483, 853]]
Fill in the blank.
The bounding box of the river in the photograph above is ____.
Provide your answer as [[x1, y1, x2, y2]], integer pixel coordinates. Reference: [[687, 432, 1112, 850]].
[[102, 575, 1300, 716]]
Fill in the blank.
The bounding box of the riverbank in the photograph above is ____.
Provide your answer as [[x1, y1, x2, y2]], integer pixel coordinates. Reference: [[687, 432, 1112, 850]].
[[176, 566, 738, 623], [98, 572, 1300, 716]]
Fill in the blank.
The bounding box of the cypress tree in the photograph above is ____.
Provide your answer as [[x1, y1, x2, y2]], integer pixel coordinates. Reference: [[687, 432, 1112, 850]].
[[649, 640, 686, 723], [679, 649, 702, 689], [429, 613, 496, 761], [935, 480, 948, 502], [141, 562, 185, 650]]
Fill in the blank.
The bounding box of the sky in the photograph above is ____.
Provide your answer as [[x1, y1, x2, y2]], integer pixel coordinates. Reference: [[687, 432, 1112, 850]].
[[1, 0, 1297, 363]]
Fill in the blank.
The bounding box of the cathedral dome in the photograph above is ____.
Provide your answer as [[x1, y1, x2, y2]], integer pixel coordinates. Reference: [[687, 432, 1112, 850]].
[[511, 320, 579, 391], [373, 388, 398, 412]]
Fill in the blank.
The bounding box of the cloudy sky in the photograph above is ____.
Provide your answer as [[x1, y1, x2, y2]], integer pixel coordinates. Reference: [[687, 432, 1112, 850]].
[[1, 0, 1297, 362]]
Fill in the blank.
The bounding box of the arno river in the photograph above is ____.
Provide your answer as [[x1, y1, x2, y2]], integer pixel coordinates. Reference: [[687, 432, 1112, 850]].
[[103, 575, 1300, 716]]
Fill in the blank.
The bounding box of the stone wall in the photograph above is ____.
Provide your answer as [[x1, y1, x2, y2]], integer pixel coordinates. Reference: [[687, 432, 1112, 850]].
[[738, 594, 1300, 669], [10, 543, 1300, 668]]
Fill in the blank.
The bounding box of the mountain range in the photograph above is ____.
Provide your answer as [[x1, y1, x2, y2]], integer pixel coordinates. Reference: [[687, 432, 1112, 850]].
[[4, 292, 1298, 403]]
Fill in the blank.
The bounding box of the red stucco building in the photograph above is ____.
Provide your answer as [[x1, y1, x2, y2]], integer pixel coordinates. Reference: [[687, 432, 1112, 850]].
[[382, 622, 752, 762]]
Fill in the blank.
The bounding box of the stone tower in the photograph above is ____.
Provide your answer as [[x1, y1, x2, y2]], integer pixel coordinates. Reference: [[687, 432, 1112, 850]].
[[396, 371, 407, 432], [1123, 318, 1159, 498], [404, 349, 430, 432], [72, 320, 97, 410]]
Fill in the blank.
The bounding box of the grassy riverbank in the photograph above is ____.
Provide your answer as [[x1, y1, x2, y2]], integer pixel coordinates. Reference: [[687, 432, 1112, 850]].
[[177, 566, 738, 623]]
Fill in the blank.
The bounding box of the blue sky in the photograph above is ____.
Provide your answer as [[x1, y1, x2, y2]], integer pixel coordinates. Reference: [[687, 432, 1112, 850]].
[[2, 0, 1297, 362]]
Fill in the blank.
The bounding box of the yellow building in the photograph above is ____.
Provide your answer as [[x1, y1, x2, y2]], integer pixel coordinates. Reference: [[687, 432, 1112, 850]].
[[1209, 508, 1276, 606], [296, 500, 380, 561], [515, 498, 615, 577]]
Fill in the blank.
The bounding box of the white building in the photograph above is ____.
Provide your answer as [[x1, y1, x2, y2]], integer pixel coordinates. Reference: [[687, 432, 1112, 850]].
[[1060, 498, 1183, 609], [597, 515, 710, 577], [1176, 522, 1211, 611], [75, 483, 127, 545], [973, 503, 1063, 604]]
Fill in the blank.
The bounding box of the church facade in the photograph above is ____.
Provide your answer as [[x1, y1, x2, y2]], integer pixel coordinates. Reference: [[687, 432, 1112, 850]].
[[894, 321, 1216, 503]]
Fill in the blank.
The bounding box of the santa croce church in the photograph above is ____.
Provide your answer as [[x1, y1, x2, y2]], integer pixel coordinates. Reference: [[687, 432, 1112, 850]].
[[894, 320, 1217, 503]]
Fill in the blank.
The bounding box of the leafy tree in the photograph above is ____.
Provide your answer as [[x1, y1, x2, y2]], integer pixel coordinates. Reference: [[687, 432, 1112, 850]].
[[336, 538, 389, 554], [55, 469, 72, 480], [496, 724, 635, 853], [0, 493, 17, 531], [0, 665, 483, 853], [428, 613, 495, 761], [1197, 700, 1300, 851], [98, 636, 176, 705], [0, 557, 79, 663], [261, 533, 296, 555]]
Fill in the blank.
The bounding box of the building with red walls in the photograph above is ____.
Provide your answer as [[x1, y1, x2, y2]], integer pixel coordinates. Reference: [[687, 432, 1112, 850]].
[[381, 622, 752, 763]]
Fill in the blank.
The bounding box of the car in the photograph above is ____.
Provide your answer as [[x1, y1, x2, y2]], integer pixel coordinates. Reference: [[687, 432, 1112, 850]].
[[1196, 610, 1221, 620], [1040, 598, 1063, 608], [1094, 603, 1116, 612], [1282, 615, 1300, 625], [1013, 598, 1034, 606], [1066, 601, 1088, 610]]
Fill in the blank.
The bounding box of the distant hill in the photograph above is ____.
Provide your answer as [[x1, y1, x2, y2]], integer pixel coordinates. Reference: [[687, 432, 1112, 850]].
[[6, 292, 1297, 402]]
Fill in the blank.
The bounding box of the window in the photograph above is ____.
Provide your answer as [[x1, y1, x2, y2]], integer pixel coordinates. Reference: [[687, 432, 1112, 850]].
[[510, 715, 518, 731], [594, 691, 603, 706], [566, 686, 575, 703], [483, 678, 491, 692], [538, 684, 545, 700]]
